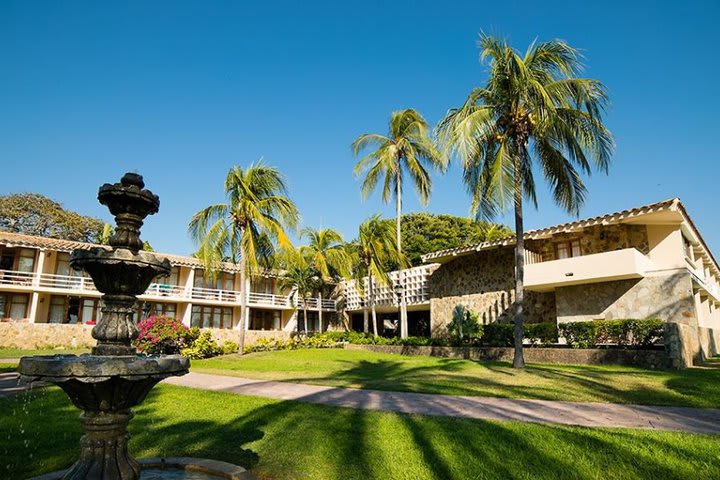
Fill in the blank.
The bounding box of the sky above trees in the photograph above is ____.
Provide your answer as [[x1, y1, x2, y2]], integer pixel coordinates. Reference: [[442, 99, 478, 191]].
[[1, 1, 718, 255]]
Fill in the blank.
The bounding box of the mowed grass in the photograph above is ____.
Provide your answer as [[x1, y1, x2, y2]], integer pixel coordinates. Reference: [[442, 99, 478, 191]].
[[1, 384, 719, 480], [192, 348, 720, 408], [0, 347, 90, 358]]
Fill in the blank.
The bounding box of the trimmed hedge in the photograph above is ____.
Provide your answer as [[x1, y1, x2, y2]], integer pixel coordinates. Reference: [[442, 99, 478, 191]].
[[559, 319, 663, 349]]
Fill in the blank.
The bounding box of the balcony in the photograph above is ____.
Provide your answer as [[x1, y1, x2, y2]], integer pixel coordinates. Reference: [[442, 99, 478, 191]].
[[524, 248, 654, 292], [688, 266, 720, 303], [247, 292, 292, 308], [0, 269, 337, 311], [298, 297, 338, 311]]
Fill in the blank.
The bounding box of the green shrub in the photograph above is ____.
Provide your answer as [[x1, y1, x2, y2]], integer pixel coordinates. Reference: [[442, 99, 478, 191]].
[[181, 331, 222, 359], [482, 323, 515, 347], [221, 341, 239, 354], [559, 319, 664, 348], [524, 323, 558, 346], [559, 321, 599, 348], [447, 305, 482, 345]]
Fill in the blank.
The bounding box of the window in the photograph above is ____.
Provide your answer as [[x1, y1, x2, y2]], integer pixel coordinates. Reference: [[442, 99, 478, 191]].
[[250, 309, 281, 330], [190, 305, 233, 329], [48, 296, 100, 324], [1, 293, 29, 320], [555, 240, 581, 259], [252, 277, 275, 294], [137, 302, 177, 321]]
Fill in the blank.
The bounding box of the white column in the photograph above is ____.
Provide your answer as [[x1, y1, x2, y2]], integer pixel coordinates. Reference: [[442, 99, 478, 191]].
[[28, 292, 41, 323], [181, 303, 193, 327], [32, 250, 46, 287], [185, 268, 195, 298], [244, 277, 251, 331], [318, 292, 323, 332]]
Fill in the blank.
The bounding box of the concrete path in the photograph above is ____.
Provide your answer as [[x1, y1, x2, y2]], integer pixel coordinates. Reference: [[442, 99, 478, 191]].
[[165, 372, 720, 435], [4, 368, 719, 435]]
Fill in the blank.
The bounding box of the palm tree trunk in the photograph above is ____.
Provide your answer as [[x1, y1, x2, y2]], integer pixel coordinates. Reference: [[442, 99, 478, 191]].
[[512, 154, 526, 369], [238, 251, 247, 355], [396, 169, 408, 339], [318, 291, 323, 333], [369, 274, 378, 337]]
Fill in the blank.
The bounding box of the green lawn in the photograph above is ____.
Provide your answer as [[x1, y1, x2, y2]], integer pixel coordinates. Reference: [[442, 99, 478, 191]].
[[1, 384, 719, 480], [192, 348, 720, 408], [0, 347, 89, 358]]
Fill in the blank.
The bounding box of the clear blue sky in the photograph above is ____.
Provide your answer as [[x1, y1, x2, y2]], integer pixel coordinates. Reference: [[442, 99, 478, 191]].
[[1, 0, 718, 256]]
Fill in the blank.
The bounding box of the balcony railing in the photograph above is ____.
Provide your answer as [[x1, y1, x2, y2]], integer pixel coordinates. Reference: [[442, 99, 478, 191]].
[[298, 297, 338, 310], [247, 292, 292, 308], [0, 269, 337, 311]]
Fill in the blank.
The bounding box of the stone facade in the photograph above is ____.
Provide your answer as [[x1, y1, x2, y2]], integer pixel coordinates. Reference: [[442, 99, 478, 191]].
[[555, 272, 696, 324], [0, 322, 292, 350], [345, 344, 669, 369], [428, 248, 556, 335], [528, 224, 650, 260]]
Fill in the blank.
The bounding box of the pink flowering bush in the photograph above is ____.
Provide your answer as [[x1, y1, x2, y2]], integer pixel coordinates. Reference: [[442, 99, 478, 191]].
[[134, 315, 193, 355]]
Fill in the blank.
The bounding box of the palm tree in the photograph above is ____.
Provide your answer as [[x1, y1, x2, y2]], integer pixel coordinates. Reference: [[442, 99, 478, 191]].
[[188, 162, 299, 353], [277, 249, 319, 336], [353, 109, 446, 337], [299, 227, 351, 332], [437, 35, 614, 368], [351, 215, 403, 337]]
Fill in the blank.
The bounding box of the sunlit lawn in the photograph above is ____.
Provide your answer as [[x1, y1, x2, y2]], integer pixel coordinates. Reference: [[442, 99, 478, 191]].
[[1, 384, 719, 480], [192, 348, 720, 408]]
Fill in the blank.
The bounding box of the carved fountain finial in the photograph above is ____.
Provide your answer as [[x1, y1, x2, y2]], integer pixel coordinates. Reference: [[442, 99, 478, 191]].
[[99, 172, 159, 251]]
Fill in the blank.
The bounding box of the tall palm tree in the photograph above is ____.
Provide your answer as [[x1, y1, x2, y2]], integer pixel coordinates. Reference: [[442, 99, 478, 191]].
[[352, 109, 447, 254], [299, 227, 351, 332], [277, 249, 319, 336], [299, 227, 351, 282], [353, 109, 446, 337], [189, 162, 299, 353], [437, 35, 614, 368], [351, 215, 403, 337]]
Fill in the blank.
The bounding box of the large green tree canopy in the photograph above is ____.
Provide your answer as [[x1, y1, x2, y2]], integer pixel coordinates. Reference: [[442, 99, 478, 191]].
[[0, 193, 104, 243], [381, 213, 511, 267]]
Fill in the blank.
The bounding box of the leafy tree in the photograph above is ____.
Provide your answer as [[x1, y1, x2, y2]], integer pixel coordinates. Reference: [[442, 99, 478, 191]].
[[0, 193, 104, 242], [299, 227, 351, 283], [347, 215, 404, 337], [386, 213, 512, 266], [189, 162, 299, 353], [277, 248, 320, 336], [437, 34, 614, 368]]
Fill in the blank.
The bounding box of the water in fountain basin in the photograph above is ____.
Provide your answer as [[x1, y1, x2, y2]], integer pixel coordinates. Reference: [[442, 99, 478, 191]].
[[140, 469, 226, 480]]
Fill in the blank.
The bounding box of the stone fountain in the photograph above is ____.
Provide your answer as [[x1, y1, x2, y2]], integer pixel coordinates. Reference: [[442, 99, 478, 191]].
[[18, 174, 251, 480]]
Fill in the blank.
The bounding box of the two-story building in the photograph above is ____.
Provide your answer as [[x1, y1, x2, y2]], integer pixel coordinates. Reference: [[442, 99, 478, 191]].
[[0, 232, 338, 333], [420, 198, 720, 365]]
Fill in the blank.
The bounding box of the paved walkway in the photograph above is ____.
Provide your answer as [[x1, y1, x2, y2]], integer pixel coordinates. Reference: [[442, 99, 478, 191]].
[[4, 368, 719, 434], [165, 372, 720, 435]]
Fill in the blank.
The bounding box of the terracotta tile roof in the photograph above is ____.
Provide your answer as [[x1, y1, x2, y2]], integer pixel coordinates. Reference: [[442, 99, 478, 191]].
[[0, 231, 245, 273], [421, 198, 681, 262]]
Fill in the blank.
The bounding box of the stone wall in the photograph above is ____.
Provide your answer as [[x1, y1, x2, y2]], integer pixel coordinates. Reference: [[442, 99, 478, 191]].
[[0, 322, 293, 350], [555, 272, 696, 324], [345, 344, 669, 369], [0, 322, 95, 349], [528, 224, 649, 260], [428, 248, 556, 336]]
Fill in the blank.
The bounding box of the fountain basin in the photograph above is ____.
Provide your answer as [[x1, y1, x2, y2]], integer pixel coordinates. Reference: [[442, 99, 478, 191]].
[[19, 354, 189, 411], [29, 457, 257, 480]]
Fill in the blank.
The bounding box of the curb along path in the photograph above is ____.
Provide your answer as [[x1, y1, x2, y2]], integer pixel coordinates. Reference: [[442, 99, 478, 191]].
[[165, 372, 720, 435]]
